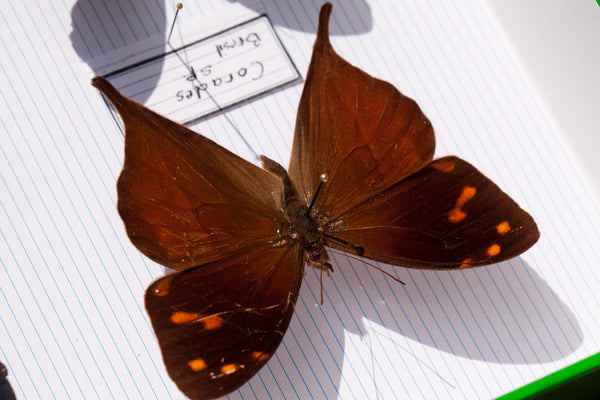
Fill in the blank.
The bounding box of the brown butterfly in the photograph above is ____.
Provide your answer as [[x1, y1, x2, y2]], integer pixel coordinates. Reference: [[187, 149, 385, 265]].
[[92, 3, 539, 399]]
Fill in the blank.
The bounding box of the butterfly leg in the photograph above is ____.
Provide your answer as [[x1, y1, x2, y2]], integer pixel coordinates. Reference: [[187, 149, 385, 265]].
[[308, 259, 334, 274]]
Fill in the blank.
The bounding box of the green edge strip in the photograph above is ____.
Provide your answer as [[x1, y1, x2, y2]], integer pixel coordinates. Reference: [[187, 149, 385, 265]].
[[496, 352, 600, 400]]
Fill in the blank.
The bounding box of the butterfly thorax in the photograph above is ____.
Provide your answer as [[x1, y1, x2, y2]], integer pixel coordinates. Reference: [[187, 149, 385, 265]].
[[260, 156, 331, 271]]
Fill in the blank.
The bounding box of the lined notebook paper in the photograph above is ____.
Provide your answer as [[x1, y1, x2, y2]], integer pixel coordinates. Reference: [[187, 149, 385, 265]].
[[1, 1, 599, 399]]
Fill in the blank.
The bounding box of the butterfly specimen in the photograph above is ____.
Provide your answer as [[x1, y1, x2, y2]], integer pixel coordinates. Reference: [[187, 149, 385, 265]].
[[92, 3, 539, 399]]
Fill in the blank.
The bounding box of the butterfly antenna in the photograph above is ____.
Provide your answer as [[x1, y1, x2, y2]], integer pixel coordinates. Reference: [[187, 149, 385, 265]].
[[329, 249, 405, 285], [325, 234, 364, 256], [307, 173, 329, 214]]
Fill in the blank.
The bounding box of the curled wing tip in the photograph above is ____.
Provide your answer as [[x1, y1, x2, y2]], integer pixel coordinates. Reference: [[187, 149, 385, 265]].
[[91, 76, 132, 114], [90, 75, 107, 88], [317, 2, 333, 47], [91, 76, 115, 98]]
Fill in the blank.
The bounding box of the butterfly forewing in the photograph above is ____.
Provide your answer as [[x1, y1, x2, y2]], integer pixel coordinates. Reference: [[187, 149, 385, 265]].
[[324, 157, 539, 268], [289, 3, 435, 219], [289, 4, 538, 269], [145, 243, 304, 400], [92, 77, 285, 271]]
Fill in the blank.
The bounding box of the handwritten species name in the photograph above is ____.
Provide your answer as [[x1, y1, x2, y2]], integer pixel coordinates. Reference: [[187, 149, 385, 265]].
[[176, 61, 264, 102]]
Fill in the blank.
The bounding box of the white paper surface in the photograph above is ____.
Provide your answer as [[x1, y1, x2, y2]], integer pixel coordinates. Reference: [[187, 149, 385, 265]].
[[1, 1, 600, 399]]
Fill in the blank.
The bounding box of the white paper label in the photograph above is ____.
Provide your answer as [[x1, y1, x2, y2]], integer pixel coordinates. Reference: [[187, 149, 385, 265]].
[[104, 15, 299, 125]]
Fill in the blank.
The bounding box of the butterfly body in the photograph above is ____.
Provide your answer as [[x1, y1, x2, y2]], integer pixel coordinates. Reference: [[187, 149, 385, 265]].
[[260, 155, 331, 270], [92, 3, 538, 399]]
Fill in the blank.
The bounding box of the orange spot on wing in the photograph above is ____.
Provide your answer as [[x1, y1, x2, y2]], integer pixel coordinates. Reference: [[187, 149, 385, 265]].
[[448, 208, 467, 223], [448, 186, 476, 224], [150, 275, 176, 297], [170, 312, 223, 329], [456, 186, 476, 206], [459, 258, 473, 269], [203, 315, 223, 330], [431, 159, 456, 172], [496, 221, 511, 235], [252, 351, 270, 363], [221, 364, 238, 375], [188, 358, 207, 371], [170, 311, 201, 324], [487, 244, 501, 257]]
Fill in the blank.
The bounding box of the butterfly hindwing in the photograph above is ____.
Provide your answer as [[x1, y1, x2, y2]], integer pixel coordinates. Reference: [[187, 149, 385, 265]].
[[145, 243, 304, 400], [92, 77, 285, 271], [324, 156, 539, 268]]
